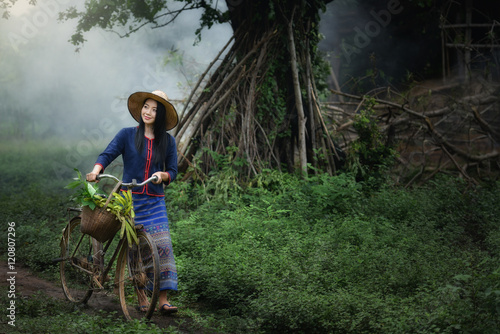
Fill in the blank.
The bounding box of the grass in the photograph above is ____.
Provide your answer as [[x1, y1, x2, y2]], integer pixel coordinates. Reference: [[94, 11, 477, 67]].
[[0, 291, 169, 334], [1, 138, 500, 333]]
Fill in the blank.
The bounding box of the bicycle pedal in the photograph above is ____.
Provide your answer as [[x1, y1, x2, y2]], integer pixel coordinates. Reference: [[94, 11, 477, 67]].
[[92, 275, 104, 289]]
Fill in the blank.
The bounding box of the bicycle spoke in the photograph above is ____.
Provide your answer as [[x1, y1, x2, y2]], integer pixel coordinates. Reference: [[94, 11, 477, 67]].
[[116, 231, 160, 320], [60, 217, 97, 303]]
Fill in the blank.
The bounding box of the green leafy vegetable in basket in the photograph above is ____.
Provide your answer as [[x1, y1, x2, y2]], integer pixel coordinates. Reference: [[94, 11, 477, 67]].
[[65, 168, 138, 246], [65, 169, 102, 209], [109, 189, 138, 247]]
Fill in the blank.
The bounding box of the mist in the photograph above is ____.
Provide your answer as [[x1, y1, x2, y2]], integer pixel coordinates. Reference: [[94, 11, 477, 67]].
[[1, 0, 232, 142]]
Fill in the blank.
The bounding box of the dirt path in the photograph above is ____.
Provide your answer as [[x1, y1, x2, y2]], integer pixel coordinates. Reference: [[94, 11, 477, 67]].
[[0, 260, 204, 333]]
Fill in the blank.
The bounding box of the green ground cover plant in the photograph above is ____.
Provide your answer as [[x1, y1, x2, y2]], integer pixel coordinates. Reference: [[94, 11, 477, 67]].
[[166, 170, 500, 333], [1, 140, 79, 276], [0, 291, 168, 334], [1, 140, 499, 333]]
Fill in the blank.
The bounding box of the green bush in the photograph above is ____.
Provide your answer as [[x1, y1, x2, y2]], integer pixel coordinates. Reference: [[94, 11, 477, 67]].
[[14, 219, 63, 273], [170, 172, 500, 333], [347, 103, 397, 189]]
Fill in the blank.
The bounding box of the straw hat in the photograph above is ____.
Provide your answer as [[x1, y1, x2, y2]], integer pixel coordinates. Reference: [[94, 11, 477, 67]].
[[127, 90, 178, 130]]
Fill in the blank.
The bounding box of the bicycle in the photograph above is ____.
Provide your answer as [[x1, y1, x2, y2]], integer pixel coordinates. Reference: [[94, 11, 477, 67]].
[[58, 174, 161, 320]]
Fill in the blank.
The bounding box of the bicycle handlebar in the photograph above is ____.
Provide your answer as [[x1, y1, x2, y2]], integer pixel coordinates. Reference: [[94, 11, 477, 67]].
[[96, 174, 159, 189]]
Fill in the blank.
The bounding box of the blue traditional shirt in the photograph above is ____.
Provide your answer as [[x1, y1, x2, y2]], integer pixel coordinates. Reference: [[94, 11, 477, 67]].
[[95, 127, 178, 197]]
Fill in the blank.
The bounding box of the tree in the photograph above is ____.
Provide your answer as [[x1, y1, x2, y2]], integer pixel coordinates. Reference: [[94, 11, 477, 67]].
[[56, 0, 341, 179], [0, 0, 34, 19]]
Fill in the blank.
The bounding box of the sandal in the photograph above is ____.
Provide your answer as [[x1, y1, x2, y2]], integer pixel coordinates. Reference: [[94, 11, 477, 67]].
[[160, 303, 178, 314]]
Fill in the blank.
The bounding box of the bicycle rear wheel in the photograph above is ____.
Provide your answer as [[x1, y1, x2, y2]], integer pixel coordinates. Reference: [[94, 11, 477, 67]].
[[60, 216, 100, 303], [116, 230, 160, 320]]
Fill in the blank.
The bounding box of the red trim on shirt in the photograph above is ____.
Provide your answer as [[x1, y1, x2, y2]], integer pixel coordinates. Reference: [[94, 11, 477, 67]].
[[127, 137, 165, 197], [128, 190, 164, 197], [143, 138, 152, 195]]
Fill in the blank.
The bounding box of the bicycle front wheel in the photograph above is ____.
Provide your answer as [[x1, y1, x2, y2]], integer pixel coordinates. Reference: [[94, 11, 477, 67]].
[[60, 216, 99, 303], [116, 230, 160, 320]]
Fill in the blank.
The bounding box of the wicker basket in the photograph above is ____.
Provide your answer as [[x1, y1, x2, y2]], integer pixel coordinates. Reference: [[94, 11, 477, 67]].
[[81, 205, 121, 243]]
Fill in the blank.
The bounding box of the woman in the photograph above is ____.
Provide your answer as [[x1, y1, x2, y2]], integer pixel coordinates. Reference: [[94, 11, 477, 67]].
[[86, 90, 179, 314]]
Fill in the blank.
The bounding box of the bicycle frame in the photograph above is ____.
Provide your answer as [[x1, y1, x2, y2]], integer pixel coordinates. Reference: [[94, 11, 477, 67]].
[[69, 174, 159, 288]]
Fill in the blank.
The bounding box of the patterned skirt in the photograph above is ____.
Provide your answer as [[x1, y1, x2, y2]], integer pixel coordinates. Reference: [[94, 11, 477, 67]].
[[132, 194, 178, 291]]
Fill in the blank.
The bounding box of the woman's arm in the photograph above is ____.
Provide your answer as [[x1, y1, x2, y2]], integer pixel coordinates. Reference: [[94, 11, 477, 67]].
[[162, 134, 178, 186], [86, 128, 128, 182]]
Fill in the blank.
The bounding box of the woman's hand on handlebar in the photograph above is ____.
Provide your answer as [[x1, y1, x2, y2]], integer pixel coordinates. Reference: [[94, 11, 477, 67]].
[[86, 165, 102, 182], [151, 172, 163, 184]]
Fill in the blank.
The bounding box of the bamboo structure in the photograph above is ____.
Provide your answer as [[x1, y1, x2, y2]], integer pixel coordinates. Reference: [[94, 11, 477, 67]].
[[440, 0, 500, 82], [325, 78, 500, 185]]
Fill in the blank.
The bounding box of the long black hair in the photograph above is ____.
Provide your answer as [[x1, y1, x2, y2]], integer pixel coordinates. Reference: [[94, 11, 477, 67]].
[[134, 100, 169, 165]]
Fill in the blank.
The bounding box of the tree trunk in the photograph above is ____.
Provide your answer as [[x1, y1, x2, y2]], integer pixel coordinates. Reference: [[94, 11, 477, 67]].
[[287, 9, 308, 177], [173, 0, 339, 178]]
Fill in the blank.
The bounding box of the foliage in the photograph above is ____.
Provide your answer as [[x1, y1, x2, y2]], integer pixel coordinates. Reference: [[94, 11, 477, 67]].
[[65, 169, 138, 246], [58, 0, 227, 48], [0, 141, 76, 274], [65, 168, 103, 209], [168, 172, 500, 333], [2, 141, 500, 333], [436, 264, 500, 333], [166, 146, 247, 215], [14, 219, 62, 274], [0, 0, 34, 19], [256, 62, 289, 142], [347, 99, 397, 188], [0, 291, 168, 334]]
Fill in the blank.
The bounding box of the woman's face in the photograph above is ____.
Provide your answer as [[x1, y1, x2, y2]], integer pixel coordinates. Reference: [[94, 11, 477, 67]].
[[141, 98, 157, 126]]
